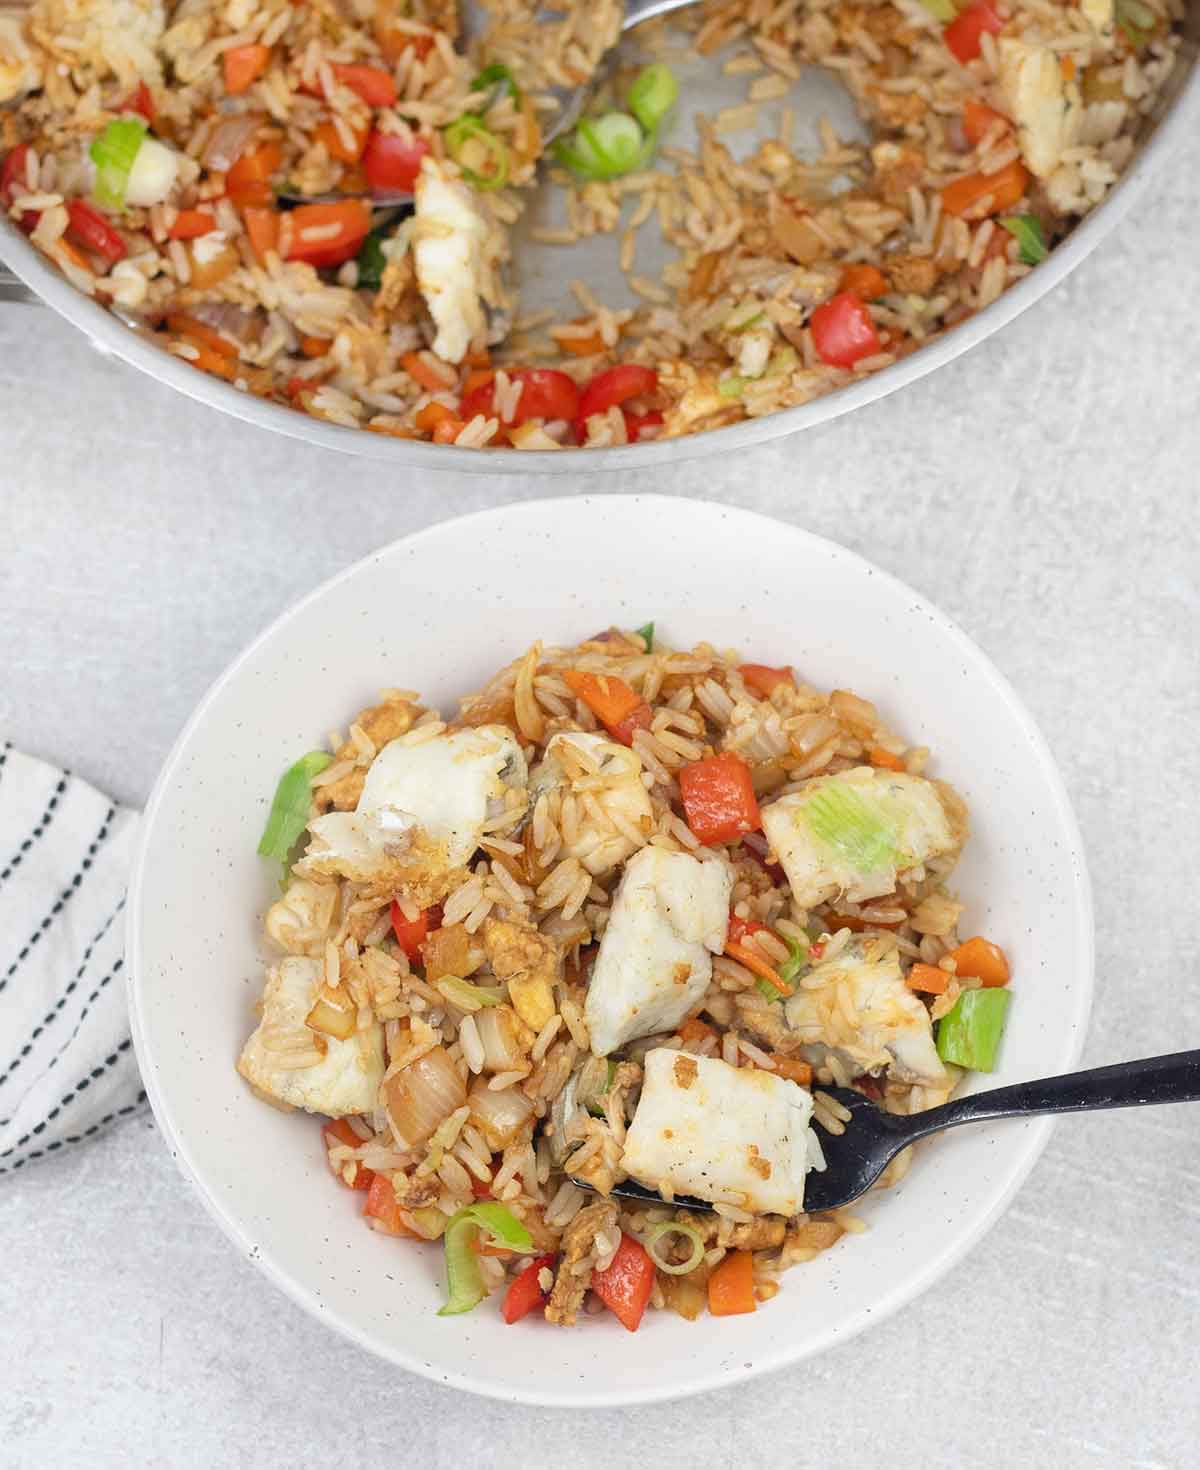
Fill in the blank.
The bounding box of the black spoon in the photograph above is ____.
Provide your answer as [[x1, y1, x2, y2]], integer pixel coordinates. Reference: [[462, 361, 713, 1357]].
[[576, 1049, 1200, 1215]]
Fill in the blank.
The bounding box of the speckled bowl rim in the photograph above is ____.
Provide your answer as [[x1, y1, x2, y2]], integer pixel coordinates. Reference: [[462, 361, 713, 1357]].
[[127, 494, 1094, 1406]]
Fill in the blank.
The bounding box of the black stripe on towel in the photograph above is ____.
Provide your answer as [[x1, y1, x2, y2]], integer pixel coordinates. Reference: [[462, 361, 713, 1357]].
[[0, 1037, 134, 1158], [0, 900, 125, 1095], [0, 807, 115, 998], [0, 1091, 146, 1175], [0, 773, 69, 887]]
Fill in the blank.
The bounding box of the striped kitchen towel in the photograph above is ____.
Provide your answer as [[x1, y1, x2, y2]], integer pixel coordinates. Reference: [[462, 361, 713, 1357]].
[[0, 745, 145, 1174]]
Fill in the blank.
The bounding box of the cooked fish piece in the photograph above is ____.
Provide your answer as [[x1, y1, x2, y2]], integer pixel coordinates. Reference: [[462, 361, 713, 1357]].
[[413, 157, 489, 365], [237, 956, 384, 1115], [528, 731, 653, 876], [298, 725, 526, 896], [761, 765, 959, 908], [584, 847, 733, 1057], [783, 936, 948, 1086], [621, 1048, 813, 1216], [997, 36, 1083, 179]]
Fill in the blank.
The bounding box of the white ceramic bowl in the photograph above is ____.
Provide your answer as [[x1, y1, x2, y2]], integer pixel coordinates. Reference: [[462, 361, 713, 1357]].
[[127, 494, 1093, 1406]]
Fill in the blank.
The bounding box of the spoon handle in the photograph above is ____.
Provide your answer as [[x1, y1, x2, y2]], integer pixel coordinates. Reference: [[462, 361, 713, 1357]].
[[902, 1048, 1200, 1143], [622, 0, 702, 29]]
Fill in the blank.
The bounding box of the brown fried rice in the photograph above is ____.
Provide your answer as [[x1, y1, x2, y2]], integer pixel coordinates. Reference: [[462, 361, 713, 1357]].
[[0, 0, 1184, 448], [237, 626, 1012, 1328]]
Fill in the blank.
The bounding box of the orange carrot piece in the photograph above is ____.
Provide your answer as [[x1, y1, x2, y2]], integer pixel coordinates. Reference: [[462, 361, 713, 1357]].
[[867, 744, 905, 772], [724, 939, 788, 996], [738, 664, 794, 697], [677, 1016, 716, 1046], [166, 312, 239, 359], [462, 366, 494, 394], [168, 208, 217, 240], [941, 159, 1029, 219], [950, 936, 1010, 987], [315, 117, 368, 165], [242, 205, 280, 264], [562, 670, 643, 729], [223, 43, 271, 96], [414, 400, 456, 432], [962, 99, 1010, 148], [183, 340, 236, 380], [432, 416, 464, 444], [708, 1250, 757, 1317], [838, 263, 889, 300], [403, 351, 453, 393], [907, 962, 951, 995], [227, 140, 282, 209], [299, 334, 331, 358], [770, 1056, 814, 1086]]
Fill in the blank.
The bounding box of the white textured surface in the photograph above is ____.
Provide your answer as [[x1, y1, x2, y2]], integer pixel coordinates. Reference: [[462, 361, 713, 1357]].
[[2, 125, 1199, 1466]]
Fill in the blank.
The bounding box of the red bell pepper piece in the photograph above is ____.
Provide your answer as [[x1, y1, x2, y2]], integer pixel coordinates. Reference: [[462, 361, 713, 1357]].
[[810, 291, 882, 369], [66, 200, 127, 264], [501, 1253, 556, 1323], [561, 669, 652, 748], [331, 63, 398, 107], [363, 1173, 421, 1236], [461, 368, 580, 426], [390, 900, 442, 962], [124, 81, 155, 121], [623, 408, 663, 442], [284, 199, 372, 269], [1, 144, 38, 232], [322, 1117, 375, 1190], [726, 912, 770, 946], [592, 1233, 655, 1332], [944, 0, 1004, 63], [362, 130, 430, 193], [738, 663, 794, 697], [576, 363, 657, 441], [678, 751, 761, 846]]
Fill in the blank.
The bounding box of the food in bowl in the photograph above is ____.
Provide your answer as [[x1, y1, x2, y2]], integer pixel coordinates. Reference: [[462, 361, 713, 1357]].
[[0, 0, 1183, 450], [237, 626, 1015, 1328]]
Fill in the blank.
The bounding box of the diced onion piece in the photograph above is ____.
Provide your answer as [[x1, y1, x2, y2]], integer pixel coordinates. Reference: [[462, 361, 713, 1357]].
[[125, 137, 179, 207], [468, 1081, 534, 1149], [645, 1221, 705, 1275], [436, 975, 505, 1012], [406, 1206, 448, 1240], [90, 118, 146, 209], [384, 1045, 467, 1148], [474, 1005, 528, 1073], [202, 114, 262, 172], [305, 984, 356, 1040]]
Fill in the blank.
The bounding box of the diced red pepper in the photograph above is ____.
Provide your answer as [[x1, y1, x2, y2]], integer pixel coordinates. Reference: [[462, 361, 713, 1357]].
[[810, 291, 882, 369], [502, 1253, 556, 1324], [66, 200, 127, 264], [591, 1233, 655, 1332], [331, 63, 398, 107], [123, 81, 155, 121], [284, 199, 371, 268], [363, 1173, 421, 1236], [1, 144, 38, 232], [738, 664, 794, 698], [168, 208, 217, 240], [944, 0, 1004, 63], [623, 409, 663, 442], [460, 368, 580, 426], [362, 129, 430, 193], [561, 669, 652, 748], [576, 363, 657, 441], [390, 900, 442, 962], [678, 751, 761, 846], [726, 912, 771, 946], [608, 700, 653, 746], [322, 1118, 375, 1190]]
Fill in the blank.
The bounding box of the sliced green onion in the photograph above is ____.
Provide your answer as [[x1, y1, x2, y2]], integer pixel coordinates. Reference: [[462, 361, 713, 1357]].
[[553, 111, 655, 182], [355, 231, 388, 290], [437, 1202, 534, 1316], [765, 346, 798, 377], [435, 975, 505, 1011], [444, 114, 510, 190], [645, 1221, 704, 1275], [1115, 0, 1157, 46], [584, 1057, 620, 1117], [918, 0, 958, 19], [257, 751, 333, 875], [604, 1057, 618, 1090], [634, 621, 654, 650], [1000, 214, 1048, 266], [803, 784, 899, 873], [90, 117, 147, 210], [755, 935, 809, 1005], [717, 375, 748, 398], [627, 63, 679, 134], [935, 988, 1011, 1072], [471, 62, 520, 108], [724, 300, 764, 331]]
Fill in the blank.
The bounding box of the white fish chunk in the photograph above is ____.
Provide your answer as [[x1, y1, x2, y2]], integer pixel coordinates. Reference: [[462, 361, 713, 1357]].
[[299, 725, 526, 893], [784, 936, 948, 1086], [761, 766, 958, 908], [997, 37, 1083, 179], [237, 956, 384, 1115], [413, 157, 488, 365], [585, 847, 732, 1057], [622, 1048, 813, 1216], [529, 731, 652, 876]]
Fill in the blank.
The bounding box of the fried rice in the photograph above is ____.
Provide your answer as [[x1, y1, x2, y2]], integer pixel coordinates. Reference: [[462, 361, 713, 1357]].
[[0, 0, 1184, 448], [236, 627, 1014, 1328]]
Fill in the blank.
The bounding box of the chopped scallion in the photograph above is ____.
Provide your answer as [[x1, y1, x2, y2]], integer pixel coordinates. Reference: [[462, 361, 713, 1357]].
[[444, 114, 510, 190], [1114, 0, 1157, 46], [89, 117, 147, 210], [755, 936, 808, 1004], [257, 751, 333, 876], [1000, 214, 1048, 265], [935, 988, 1011, 1072], [918, 0, 958, 19], [355, 231, 388, 290], [437, 1202, 534, 1316], [634, 621, 654, 650], [645, 1221, 704, 1275], [471, 62, 521, 108], [627, 63, 679, 133], [717, 375, 748, 398], [803, 783, 899, 873]]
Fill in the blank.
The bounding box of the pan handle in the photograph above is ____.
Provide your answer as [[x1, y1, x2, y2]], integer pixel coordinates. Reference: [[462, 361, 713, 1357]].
[[0, 261, 40, 305]]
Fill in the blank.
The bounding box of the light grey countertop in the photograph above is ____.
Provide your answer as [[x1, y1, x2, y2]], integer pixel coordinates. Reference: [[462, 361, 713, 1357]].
[[2, 127, 1199, 1470]]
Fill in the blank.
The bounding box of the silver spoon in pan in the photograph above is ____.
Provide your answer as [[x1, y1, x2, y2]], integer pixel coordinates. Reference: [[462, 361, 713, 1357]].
[[573, 1049, 1200, 1214], [276, 0, 695, 208]]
